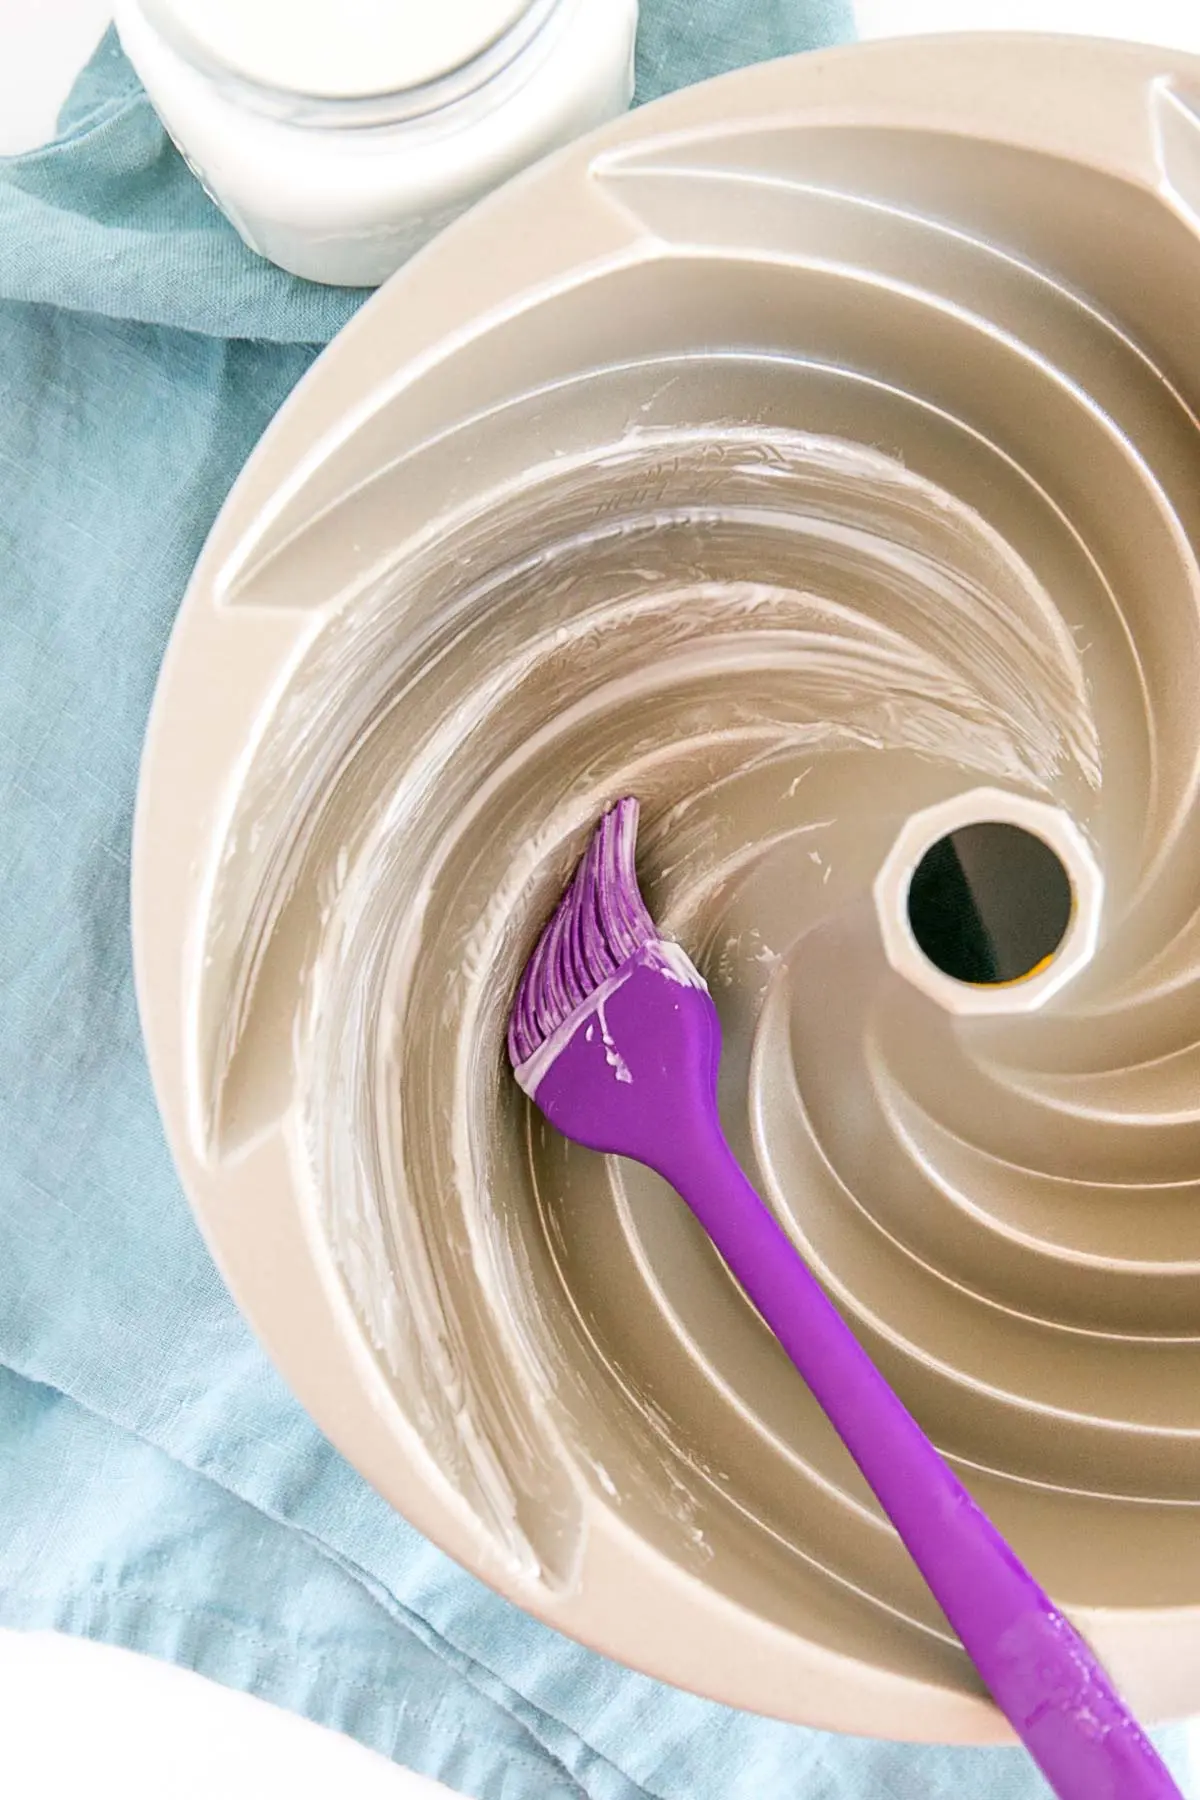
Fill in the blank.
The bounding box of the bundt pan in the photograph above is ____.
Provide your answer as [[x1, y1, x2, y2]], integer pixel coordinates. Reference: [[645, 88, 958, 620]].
[[133, 33, 1200, 1740]]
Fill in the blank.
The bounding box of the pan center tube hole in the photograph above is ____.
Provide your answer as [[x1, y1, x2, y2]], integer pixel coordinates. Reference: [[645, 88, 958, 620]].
[[907, 822, 1073, 987], [874, 788, 1103, 1016]]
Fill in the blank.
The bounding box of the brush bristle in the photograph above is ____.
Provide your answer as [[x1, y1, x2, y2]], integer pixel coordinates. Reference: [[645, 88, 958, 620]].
[[507, 797, 658, 1069]]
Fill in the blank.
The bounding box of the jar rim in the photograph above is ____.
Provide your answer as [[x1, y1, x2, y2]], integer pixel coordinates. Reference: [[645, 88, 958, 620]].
[[136, 0, 566, 128]]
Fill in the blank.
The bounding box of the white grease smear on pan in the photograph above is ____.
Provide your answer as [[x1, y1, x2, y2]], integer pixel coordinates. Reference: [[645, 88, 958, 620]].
[[192, 428, 1100, 1585]]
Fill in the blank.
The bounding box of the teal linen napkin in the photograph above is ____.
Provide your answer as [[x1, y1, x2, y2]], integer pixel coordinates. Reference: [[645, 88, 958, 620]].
[[0, 16, 1192, 1800]]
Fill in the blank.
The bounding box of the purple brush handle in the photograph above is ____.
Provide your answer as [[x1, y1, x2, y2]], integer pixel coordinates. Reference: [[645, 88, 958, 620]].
[[528, 952, 1179, 1800], [663, 1115, 1177, 1799]]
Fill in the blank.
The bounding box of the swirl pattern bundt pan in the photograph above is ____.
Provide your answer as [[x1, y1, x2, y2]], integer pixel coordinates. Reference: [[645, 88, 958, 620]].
[[133, 34, 1200, 1740]]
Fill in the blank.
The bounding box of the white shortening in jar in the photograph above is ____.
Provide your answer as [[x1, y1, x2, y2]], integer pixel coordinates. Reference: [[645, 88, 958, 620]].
[[114, 0, 639, 286]]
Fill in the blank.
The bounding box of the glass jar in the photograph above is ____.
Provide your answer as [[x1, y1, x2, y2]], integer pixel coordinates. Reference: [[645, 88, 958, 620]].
[[114, 0, 639, 287]]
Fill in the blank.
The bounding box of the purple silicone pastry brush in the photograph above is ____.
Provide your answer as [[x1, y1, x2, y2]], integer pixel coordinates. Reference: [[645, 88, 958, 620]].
[[508, 797, 1180, 1800]]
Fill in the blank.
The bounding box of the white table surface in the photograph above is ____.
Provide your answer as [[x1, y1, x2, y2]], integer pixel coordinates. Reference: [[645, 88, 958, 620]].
[[4, 3, 1200, 1797]]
